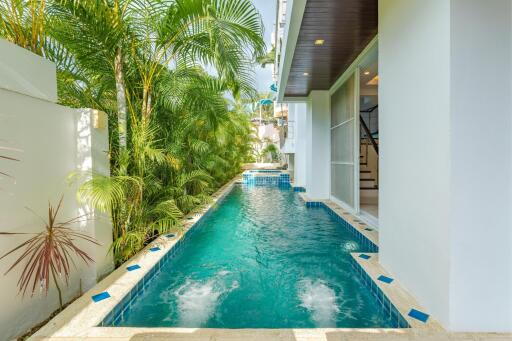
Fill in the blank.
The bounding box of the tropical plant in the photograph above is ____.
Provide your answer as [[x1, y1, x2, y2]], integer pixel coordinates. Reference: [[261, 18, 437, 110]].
[[1, 0, 264, 266], [0, 0, 46, 55], [257, 46, 275, 68], [260, 143, 280, 163], [0, 197, 98, 309]]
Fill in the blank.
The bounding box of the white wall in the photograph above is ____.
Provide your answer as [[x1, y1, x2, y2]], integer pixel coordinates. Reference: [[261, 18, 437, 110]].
[[0, 39, 57, 102], [448, 0, 512, 331], [0, 41, 113, 341], [305, 91, 330, 199], [293, 102, 307, 187], [380, 0, 512, 331]]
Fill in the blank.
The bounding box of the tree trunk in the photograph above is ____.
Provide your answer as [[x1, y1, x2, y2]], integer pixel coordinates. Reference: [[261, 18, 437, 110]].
[[142, 85, 152, 120], [50, 265, 63, 310], [114, 47, 127, 150]]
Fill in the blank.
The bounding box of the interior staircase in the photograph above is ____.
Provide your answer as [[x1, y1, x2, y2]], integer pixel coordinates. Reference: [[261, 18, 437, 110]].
[[359, 105, 379, 207], [359, 139, 378, 204]]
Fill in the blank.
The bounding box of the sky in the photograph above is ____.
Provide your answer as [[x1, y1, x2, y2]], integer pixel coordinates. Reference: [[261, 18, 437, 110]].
[[251, 0, 277, 93]]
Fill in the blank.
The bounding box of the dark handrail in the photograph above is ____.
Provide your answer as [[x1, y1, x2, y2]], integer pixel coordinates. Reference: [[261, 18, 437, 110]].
[[360, 116, 379, 155], [360, 104, 378, 113]]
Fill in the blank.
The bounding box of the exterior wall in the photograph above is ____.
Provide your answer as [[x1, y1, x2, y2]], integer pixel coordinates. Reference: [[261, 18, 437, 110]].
[[305, 91, 330, 199], [0, 39, 57, 102], [0, 42, 113, 340], [380, 0, 512, 331], [448, 0, 512, 331]]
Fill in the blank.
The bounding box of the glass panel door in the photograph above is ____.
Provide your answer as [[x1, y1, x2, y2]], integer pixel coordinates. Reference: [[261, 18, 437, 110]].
[[330, 73, 357, 208]]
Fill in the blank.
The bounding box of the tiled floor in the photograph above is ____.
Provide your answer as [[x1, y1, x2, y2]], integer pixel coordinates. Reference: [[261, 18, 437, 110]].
[[360, 203, 378, 219]]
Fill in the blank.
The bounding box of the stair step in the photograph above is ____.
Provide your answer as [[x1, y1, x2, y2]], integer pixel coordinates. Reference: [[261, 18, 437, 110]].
[[360, 186, 379, 190], [360, 178, 376, 182], [360, 170, 371, 173]]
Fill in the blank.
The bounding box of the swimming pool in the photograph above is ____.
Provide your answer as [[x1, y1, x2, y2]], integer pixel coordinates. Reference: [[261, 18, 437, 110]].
[[104, 185, 405, 328]]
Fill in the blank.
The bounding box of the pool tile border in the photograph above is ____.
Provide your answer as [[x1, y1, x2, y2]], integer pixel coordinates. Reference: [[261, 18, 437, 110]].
[[242, 170, 290, 185], [351, 252, 443, 331], [298, 193, 379, 252], [350, 255, 409, 329]]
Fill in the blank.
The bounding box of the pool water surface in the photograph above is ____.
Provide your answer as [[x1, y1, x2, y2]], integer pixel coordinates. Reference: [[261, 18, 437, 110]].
[[115, 185, 397, 328]]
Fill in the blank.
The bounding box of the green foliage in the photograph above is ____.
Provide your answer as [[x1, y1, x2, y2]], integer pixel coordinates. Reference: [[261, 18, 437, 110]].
[[1, 0, 263, 266], [260, 143, 279, 163]]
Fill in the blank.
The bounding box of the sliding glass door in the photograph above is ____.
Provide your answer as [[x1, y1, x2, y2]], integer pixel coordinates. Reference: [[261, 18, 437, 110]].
[[330, 73, 358, 208]]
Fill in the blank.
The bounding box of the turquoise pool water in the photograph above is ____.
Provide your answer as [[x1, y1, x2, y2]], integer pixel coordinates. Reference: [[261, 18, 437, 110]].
[[116, 185, 395, 328]]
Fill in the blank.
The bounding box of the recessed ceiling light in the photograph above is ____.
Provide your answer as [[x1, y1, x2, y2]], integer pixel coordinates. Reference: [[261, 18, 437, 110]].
[[314, 39, 325, 45], [364, 71, 370, 75], [303, 72, 309, 76]]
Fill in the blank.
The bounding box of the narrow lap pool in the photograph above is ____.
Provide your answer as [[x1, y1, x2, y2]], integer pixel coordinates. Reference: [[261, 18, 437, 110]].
[[111, 185, 400, 328]]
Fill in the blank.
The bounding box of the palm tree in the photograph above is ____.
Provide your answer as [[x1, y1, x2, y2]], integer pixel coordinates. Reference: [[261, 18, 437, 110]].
[[0, 0, 46, 55], [1, 0, 265, 266]]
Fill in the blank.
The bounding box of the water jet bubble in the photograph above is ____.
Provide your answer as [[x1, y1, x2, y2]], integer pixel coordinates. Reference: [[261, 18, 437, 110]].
[[297, 278, 339, 327]]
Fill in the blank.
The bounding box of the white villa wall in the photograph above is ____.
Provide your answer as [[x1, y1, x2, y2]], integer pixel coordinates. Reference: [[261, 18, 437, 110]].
[[380, 0, 512, 331], [0, 39, 57, 102], [448, 0, 512, 331], [379, 0, 451, 326], [0, 42, 113, 340]]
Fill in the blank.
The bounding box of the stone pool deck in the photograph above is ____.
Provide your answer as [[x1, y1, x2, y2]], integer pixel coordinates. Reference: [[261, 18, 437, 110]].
[[28, 328, 511, 340], [28, 177, 511, 341]]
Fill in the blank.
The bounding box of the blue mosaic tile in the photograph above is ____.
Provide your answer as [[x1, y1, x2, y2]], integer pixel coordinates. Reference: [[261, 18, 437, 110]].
[[377, 275, 394, 284], [165, 233, 176, 238], [408, 309, 429, 323], [350, 256, 410, 328], [359, 254, 371, 260], [127, 264, 141, 271], [149, 247, 160, 252], [92, 291, 110, 302], [365, 228, 374, 231]]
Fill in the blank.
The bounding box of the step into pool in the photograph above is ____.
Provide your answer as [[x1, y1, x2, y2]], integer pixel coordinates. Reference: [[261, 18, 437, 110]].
[[108, 185, 403, 328]]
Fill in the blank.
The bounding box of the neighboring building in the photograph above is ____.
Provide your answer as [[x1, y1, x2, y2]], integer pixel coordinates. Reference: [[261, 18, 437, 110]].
[[273, 0, 287, 83], [275, 0, 511, 332]]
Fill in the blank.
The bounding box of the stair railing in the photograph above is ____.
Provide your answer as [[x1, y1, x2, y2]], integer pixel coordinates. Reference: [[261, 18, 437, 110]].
[[359, 105, 379, 188], [359, 116, 378, 155]]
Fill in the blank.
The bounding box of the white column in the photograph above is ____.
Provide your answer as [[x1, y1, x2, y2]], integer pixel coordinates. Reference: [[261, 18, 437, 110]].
[[294, 102, 308, 187], [380, 0, 512, 332], [305, 91, 330, 199]]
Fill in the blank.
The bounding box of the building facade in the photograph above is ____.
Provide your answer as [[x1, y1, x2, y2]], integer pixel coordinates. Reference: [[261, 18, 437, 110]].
[[276, 0, 512, 332]]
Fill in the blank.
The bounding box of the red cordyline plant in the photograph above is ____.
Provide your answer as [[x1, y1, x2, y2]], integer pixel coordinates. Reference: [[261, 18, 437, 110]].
[[0, 196, 99, 309]]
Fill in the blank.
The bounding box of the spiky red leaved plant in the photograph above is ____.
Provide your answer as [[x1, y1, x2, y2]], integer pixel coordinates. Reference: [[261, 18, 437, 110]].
[[0, 196, 99, 309]]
